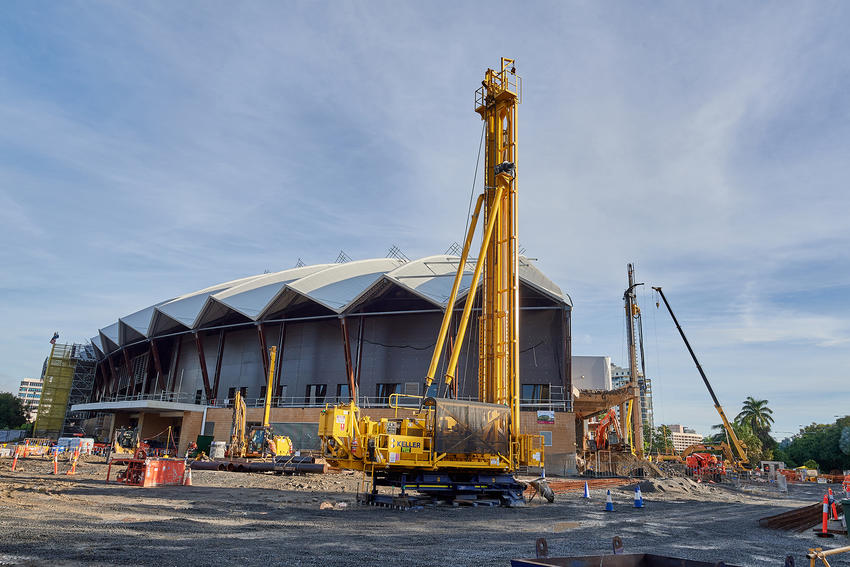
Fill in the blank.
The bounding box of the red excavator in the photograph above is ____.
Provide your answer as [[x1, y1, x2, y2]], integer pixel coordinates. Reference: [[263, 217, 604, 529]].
[[685, 452, 725, 482], [594, 409, 625, 451]]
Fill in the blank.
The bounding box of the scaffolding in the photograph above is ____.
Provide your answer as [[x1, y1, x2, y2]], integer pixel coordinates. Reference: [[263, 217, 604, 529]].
[[33, 343, 96, 439]]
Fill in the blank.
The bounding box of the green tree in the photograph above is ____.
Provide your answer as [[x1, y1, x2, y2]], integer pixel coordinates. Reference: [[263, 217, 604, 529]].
[[803, 459, 819, 470], [839, 426, 850, 457], [649, 425, 674, 454], [0, 393, 27, 429], [736, 397, 776, 450], [784, 417, 850, 472]]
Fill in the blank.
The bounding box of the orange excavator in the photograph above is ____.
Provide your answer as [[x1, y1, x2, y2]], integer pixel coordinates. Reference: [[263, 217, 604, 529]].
[[594, 409, 625, 451], [685, 452, 725, 482]]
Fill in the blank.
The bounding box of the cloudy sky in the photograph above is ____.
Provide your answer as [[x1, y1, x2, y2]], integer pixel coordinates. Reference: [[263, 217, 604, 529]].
[[1, 2, 848, 438]]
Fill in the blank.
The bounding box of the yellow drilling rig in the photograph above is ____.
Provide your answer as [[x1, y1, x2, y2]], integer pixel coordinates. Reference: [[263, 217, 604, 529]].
[[229, 346, 293, 459], [318, 58, 545, 507]]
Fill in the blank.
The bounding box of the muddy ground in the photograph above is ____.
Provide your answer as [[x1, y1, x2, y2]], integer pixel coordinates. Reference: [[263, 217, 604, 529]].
[[0, 456, 847, 566]]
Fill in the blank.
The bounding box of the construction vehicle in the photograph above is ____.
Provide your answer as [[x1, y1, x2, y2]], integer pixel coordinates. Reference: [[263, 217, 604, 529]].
[[593, 409, 625, 451], [318, 58, 545, 507], [685, 452, 725, 482], [228, 346, 293, 459], [681, 442, 736, 464], [681, 444, 733, 482], [109, 427, 139, 459], [652, 287, 749, 470]]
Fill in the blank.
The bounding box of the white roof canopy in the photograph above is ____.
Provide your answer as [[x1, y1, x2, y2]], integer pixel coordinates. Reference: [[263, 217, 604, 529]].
[[97, 256, 569, 355]]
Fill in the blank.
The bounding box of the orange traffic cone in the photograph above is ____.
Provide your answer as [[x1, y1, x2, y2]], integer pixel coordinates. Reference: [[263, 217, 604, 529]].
[[183, 466, 193, 486], [51, 451, 58, 475], [11, 446, 20, 471], [817, 494, 834, 538]]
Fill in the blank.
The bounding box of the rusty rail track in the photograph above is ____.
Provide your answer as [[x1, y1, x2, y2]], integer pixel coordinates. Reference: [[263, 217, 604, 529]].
[[759, 502, 844, 532]]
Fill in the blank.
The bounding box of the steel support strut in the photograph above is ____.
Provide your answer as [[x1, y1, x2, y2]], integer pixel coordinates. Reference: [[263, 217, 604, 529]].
[[193, 332, 212, 401]]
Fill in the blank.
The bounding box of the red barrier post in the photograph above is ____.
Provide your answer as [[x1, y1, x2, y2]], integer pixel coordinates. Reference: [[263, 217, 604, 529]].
[[828, 488, 839, 520], [11, 445, 20, 471], [817, 494, 834, 538], [66, 447, 79, 475]]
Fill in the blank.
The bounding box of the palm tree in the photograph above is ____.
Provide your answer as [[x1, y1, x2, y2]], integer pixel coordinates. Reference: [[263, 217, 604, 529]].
[[736, 397, 774, 438]]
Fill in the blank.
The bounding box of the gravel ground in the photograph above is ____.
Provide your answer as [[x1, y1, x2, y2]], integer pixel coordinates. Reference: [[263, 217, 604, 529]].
[[0, 457, 847, 566]]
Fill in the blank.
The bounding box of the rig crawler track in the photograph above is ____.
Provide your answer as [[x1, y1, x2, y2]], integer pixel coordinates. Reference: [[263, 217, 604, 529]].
[[363, 471, 528, 508]]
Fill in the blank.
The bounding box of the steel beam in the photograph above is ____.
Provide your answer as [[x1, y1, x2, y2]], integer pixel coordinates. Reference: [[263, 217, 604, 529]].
[[274, 322, 286, 400], [212, 329, 225, 400], [107, 355, 119, 395], [166, 335, 182, 392], [96, 363, 108, 400], [122, 349, 134, 396], [150, 339, 164, 392], [340, 317, 356, 398], [193, 332, 213, 401], [354, 318, 364, 398], [257, 323, 269, 381]]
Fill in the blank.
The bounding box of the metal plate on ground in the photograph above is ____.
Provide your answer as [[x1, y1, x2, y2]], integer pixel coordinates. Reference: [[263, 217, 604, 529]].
[[511, 554, 741, 567]]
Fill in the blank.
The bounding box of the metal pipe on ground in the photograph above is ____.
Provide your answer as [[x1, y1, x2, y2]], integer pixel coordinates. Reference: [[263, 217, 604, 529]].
[[243, 462, 327, 474], [245, 462, 277, 473], [282, 462, 327, 474], [189, 461, 228, 471]]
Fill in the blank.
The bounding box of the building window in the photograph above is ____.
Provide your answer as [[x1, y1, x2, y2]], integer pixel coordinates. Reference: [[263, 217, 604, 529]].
[[403, 382, 419, 396], [540, 431, 553, 446], [260, 386, 267, 401], [521, 384, 550, 403], [240, 386, 248, 399], [336, 384, 350, 401], [227, 387, 236, 407], [195, 389, 203, 404], [306, 384, 327, 405], [375, 383, 400, 404]]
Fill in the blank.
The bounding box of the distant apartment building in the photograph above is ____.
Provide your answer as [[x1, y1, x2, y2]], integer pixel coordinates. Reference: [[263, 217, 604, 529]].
[[18, 378, 43, 421], [611, 363, 655, 437], [667, 424, 703, 452]]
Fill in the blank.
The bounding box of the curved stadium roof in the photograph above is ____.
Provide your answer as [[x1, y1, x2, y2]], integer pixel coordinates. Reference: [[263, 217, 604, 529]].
[[92, 256, 570, 357]]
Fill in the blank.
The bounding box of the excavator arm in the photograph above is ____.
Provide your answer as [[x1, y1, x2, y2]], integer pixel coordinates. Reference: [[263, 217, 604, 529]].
[[594, 409, 624, 450]]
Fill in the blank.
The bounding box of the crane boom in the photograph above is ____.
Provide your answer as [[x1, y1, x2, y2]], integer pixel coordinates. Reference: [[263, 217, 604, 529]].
[[651, 286, 749, 466]]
